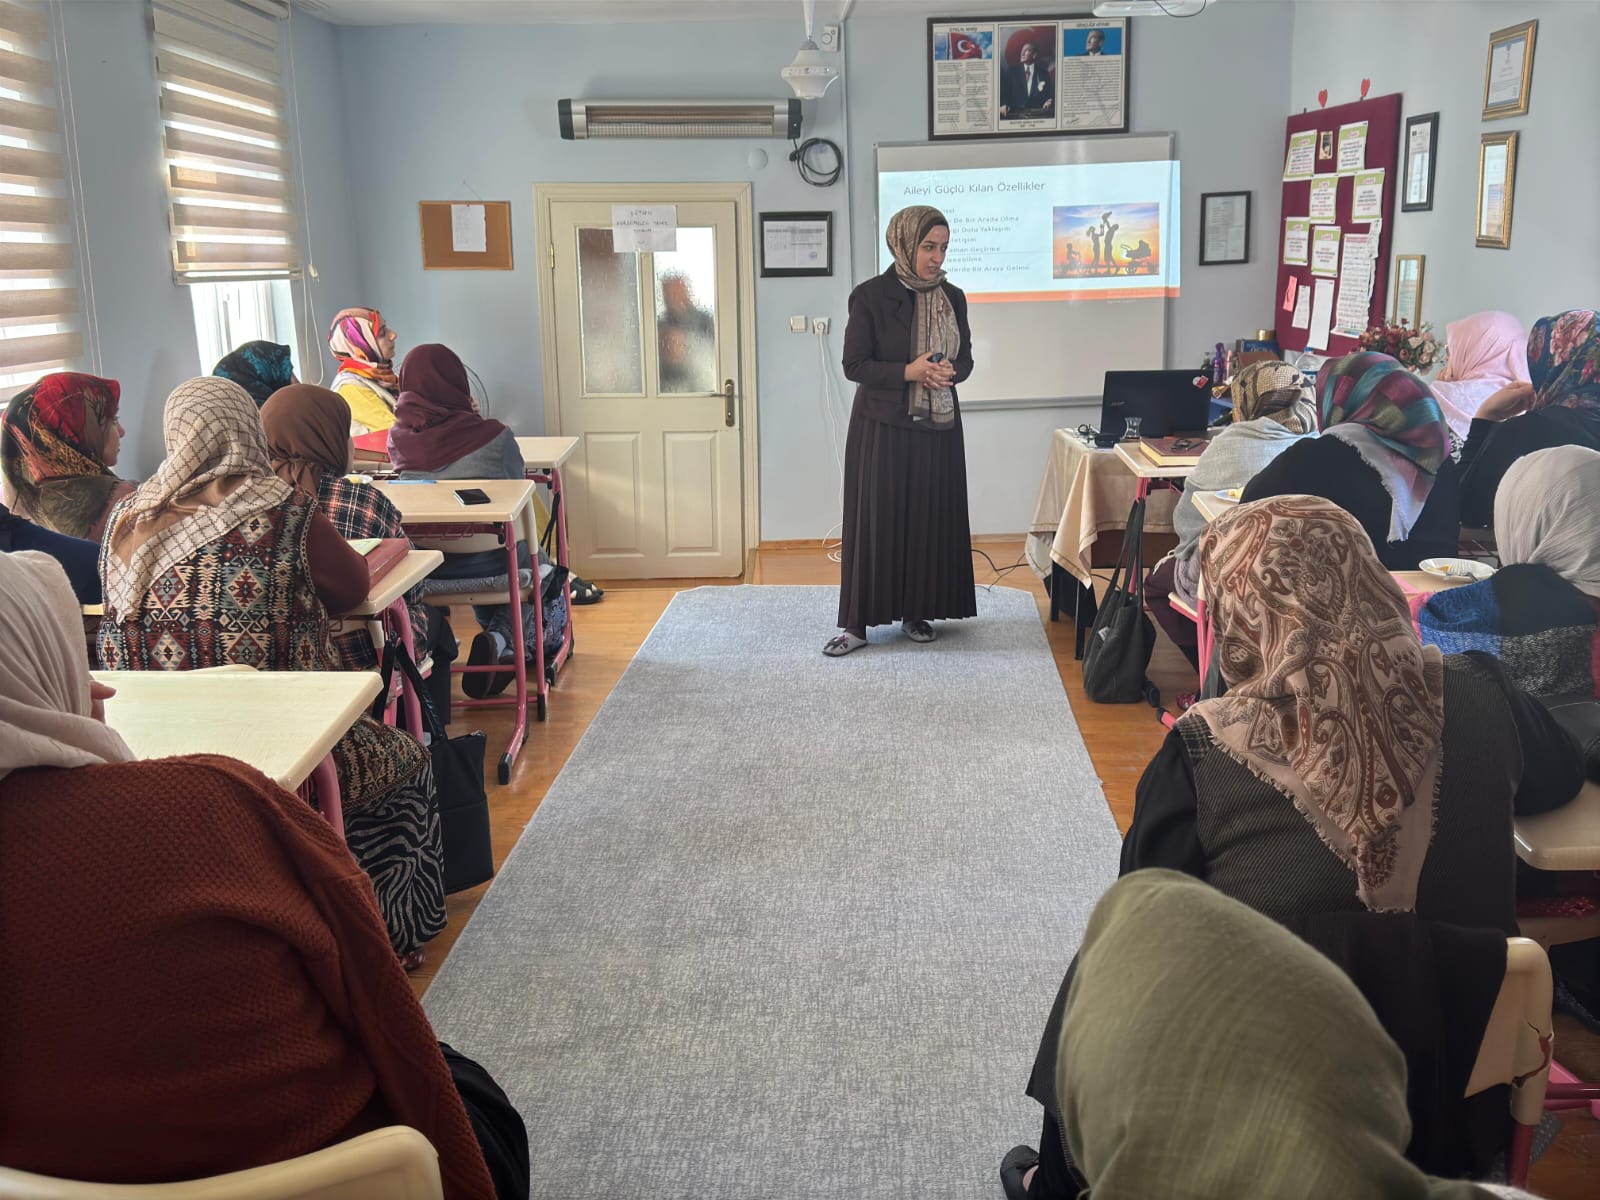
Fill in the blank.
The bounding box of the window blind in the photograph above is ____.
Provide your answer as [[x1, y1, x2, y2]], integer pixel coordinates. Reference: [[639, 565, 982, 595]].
[[0, 0, 83, 384], [152, 0, 301, 282]]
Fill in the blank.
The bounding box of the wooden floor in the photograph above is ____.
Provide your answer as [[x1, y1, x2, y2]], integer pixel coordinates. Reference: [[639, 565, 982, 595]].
[[412, 541, 1598, 1197]]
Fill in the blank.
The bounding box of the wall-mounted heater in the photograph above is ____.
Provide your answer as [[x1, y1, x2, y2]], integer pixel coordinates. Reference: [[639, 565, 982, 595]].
[[558, 99, 802, 140]]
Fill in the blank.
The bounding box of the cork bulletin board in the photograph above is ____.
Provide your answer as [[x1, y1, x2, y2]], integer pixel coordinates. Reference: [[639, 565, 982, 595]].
[[418, 201, 514, 270]]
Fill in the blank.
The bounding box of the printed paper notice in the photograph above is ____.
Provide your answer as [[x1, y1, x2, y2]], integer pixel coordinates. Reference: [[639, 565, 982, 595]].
[[1310, 224, 1341, 276], [1351, 169, 1385, 223], [611, 204, 676, 253], [1283, 218, 1311, 266], [1283, 130, 1316, 181], [450, 203, 487, 253], [1307, 277, 1335, 350], [1308, 176, 1338, 222], [1290, 283, 1312, 329], [1333, 232, 1376, 337], [931, 23, 998, 136], [1337, 121, 1368, 175]]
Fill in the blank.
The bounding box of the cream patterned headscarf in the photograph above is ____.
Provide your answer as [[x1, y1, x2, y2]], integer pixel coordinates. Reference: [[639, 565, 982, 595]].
[[1190, 495, 1445, 912], [103, 377, 292, 614], [1232, 360, 1315, 434], [886, 205, 959, 429]]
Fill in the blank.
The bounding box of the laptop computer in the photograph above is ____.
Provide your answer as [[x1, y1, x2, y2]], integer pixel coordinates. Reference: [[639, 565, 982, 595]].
[[1098, 369, 1213, 440]]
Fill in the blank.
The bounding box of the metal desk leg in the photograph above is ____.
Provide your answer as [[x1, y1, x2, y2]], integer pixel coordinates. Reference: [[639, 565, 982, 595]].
[[302, 753, 344, 842], [500, 518, 531, 785], [392, 596, 424, 737]]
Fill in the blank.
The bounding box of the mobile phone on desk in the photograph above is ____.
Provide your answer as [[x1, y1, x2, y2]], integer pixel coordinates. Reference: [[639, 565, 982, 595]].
[[454, 487, 491, 506]]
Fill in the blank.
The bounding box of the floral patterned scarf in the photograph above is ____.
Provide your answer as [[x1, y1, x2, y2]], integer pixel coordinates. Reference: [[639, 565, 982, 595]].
[[328, 307, 399, 392], [1191, 495, 1445, 912], [1526, 309, 1600, 417], [212, 341, 295, 407], [0, 372, 125, 539]]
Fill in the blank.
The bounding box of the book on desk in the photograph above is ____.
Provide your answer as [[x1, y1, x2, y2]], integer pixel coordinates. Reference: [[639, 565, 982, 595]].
[[1138, 435, 1210, 467], [352, 429, 390, 463], [346, 537, 411, 584]]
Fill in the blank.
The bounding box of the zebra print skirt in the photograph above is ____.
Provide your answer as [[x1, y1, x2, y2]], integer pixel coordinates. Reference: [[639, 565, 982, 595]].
[[343, 758, 447, 956]]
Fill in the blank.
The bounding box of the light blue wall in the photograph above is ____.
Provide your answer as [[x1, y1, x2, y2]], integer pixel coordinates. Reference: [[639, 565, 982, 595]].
[[1288, 0, 1600, 335], [47, 2, 361, 474], [334, 6, 1295, 539]]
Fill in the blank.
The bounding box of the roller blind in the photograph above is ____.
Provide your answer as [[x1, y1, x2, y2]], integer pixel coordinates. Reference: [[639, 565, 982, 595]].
[[0, 0, 83, 384], [152, 0, 301, 282]]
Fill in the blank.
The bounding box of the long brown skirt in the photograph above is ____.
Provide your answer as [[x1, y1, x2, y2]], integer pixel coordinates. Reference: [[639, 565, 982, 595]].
[[837, 399, 977, 630]]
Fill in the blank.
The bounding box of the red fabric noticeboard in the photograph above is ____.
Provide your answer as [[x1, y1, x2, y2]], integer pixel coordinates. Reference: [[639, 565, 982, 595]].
[[1274, 93, 1402, 357]]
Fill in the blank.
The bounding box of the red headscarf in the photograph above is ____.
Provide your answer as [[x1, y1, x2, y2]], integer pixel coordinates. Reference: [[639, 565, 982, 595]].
[[386, 344, 506, 473]]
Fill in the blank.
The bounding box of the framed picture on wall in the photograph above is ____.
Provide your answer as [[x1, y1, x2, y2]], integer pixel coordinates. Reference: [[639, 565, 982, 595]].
[[1401, 112, 1438, 212], [758, 211, 832, 277], [1475, 131, 1518, 249], [926, 14, 1129, 140], [1482, 20, 1537, 119], [1198, 191, 1250, 265], [1391, 255, 1424, 327]]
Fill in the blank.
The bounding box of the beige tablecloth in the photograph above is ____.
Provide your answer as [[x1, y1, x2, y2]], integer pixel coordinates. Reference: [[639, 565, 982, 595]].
[[1027, 429, 1178, 585]]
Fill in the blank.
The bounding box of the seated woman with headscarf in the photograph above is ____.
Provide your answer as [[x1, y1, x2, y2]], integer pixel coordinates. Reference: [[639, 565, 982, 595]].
[[1144, 360, 1315, 669], [212, 340, 296, 408], [1241, 351, 1459, 569], [1009, 869, 1542, 1200], [1009, 497, 1581, 1200], [0, 551, 528, 1200], [1459, 309, 1600, 528], [329, 307, 401, 436], [2, 372, 136, 541], [97, 377, 446, 967], [389, 342, 537, 699], [1430, 311, 1531, 460]]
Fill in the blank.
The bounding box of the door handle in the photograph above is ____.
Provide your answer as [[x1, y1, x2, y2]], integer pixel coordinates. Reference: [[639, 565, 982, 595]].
[[723, 378, 737, 428]]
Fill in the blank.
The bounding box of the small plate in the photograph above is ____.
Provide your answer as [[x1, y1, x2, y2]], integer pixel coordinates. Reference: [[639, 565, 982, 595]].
[[343, 473, 374, 485], [1419, 557, 1494, 583], [1214, 488, 1243, 502]]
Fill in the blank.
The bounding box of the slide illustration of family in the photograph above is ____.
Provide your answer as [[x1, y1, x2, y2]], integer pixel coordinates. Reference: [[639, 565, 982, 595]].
[[1051, 203, 1161, 278]]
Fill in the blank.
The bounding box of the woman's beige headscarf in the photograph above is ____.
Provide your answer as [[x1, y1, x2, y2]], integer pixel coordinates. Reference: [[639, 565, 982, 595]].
[[1191, 495, 1445, 912], [0, 551, 132, 782], [1231, 360, 1315, 433], [1057, 870, 1499, 1199], [1495, 444, 1600, 599], [885, 205, 959, 429], [103, 377, 291, 614]]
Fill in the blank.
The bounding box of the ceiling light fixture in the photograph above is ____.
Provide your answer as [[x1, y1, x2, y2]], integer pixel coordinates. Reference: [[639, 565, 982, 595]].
[[1093, 0, 1209, 17], [782, 0, 839, 100]]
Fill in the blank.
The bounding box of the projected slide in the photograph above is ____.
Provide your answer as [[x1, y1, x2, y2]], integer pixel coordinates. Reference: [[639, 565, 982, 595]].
[[878, 158, 1180, 302]]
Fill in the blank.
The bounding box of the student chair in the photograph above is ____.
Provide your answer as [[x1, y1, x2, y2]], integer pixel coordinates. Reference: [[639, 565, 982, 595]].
[[0, 1127, 442, 1200]]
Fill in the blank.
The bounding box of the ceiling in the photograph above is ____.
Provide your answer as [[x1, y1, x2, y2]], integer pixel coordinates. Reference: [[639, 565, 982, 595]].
[[299, 0, 1076, 26]]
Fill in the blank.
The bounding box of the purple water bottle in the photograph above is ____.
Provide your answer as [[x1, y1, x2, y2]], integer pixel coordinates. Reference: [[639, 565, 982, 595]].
[[1213, 342, 1227, 384]]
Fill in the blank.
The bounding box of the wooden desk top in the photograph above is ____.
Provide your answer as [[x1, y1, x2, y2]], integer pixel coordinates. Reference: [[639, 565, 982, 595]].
[[94, 669, 381, 791], [1515, 781, 1600, 871], [374, 478, 535, 525], [1191, 490, 1237, 523], [348, 549, 444, 616], [1113, 441, 1198, 480], [515, 436, 579, 469]]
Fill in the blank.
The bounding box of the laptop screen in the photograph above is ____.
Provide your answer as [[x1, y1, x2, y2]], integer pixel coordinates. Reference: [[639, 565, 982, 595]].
[[1099, 370, 1213, 439]]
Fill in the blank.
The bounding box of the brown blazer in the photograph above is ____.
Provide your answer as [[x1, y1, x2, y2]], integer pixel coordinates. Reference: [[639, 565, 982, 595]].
[[841, 267, 973, 431]]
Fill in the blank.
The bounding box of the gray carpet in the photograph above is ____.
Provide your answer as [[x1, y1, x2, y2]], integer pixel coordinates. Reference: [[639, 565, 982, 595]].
[[424, 585, 1122, 1199]]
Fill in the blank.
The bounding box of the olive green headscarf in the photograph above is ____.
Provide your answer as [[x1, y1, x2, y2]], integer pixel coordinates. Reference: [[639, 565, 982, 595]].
[[1057, 871, 1507, 1199]]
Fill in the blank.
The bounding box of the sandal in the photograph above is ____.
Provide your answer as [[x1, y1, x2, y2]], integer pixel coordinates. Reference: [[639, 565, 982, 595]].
[[822, 632, 868, 657], [398, 949, 425, 973], [570, 575, 604, 605], [463, 633, 516, 699], [1000, 1145, 1039, 1200], [902, 619, 936, 643]]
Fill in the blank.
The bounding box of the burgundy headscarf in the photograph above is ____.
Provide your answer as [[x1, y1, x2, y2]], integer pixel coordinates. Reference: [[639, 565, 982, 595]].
[[386, 344, 506, 473]]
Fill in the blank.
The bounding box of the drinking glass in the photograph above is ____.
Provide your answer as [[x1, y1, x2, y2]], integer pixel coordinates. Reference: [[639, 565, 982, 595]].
[[1123, 416, 1142, 441]]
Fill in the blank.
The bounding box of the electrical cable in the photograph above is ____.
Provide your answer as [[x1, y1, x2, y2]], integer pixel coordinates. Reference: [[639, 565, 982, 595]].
[[284, 2, 325, 385], [1151, 0, 1210, 16], [51, 3, 102, 377], [814, 328, 847, 562], [790, 137, 842, 188]]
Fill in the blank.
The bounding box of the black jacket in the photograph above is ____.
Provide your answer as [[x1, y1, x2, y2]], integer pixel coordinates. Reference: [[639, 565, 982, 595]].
[[840, 267, 973, 432]]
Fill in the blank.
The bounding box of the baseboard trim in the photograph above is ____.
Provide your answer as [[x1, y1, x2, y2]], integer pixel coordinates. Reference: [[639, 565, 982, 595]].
[[758, 534, 1026, 552]]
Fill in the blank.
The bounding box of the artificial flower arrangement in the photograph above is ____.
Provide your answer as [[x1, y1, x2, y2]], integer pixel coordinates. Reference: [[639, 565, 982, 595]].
[[1358, 318, 1442, 373]]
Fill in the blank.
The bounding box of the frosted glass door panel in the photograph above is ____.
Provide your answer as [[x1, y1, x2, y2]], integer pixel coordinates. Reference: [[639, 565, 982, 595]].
[[577, 226, 643, 395]]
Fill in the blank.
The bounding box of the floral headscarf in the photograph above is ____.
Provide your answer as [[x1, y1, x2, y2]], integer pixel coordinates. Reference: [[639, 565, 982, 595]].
[[0, 372, 126, 540], [1526, 309, 1600, 416], [328, 307, 399, 392], [212, 341, 295, 408], [1191, 495, 1445, 912]]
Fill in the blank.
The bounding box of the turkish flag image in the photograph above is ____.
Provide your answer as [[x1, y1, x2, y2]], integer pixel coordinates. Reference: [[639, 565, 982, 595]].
[[950, 33, 983, 59]]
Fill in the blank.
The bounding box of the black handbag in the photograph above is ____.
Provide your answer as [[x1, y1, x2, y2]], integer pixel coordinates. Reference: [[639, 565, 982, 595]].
[[1542, 693, 1600, 782], [538, 491, 570, 669], [1082, 497, 1156, 704], [375, 638, 495, 894]]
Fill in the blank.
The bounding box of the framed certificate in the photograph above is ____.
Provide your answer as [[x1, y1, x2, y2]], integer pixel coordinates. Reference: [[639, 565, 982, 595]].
[[1475, 132, 1518, 250], [1482, 20, 1536, 119], [759, 212, 832, 277], [1198, 191, 1250, 266], [1401, 112, 1438, 213], [926, 14, 1130, 140], [1391, 255, 1424, 327]]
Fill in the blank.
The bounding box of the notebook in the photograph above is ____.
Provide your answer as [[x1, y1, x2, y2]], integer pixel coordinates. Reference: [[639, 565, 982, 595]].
[[347, 537, 411, 585]]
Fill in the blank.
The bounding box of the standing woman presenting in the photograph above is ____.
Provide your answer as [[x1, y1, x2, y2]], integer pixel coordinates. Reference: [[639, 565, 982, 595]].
[[826, 206, 977, 656]]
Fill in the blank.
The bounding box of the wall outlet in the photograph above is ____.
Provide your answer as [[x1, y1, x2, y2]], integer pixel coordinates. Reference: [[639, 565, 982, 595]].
[[812, 316, 831, 334], [818, 24, 840, 52], [789, 315, 808, 333]]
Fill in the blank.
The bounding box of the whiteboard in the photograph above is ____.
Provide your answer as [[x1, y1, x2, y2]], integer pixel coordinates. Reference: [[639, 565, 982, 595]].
[[876, 134, 1179, 407]]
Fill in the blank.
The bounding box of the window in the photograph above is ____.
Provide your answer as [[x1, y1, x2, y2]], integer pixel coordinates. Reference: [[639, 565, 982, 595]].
[[0, 0, 84, 391], [151, 0, 301, 283], [190, 277, 297, 375]]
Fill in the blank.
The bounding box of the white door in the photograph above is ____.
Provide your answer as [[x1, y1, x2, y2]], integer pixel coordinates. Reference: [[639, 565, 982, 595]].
[[544, 197, 746, 579]]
